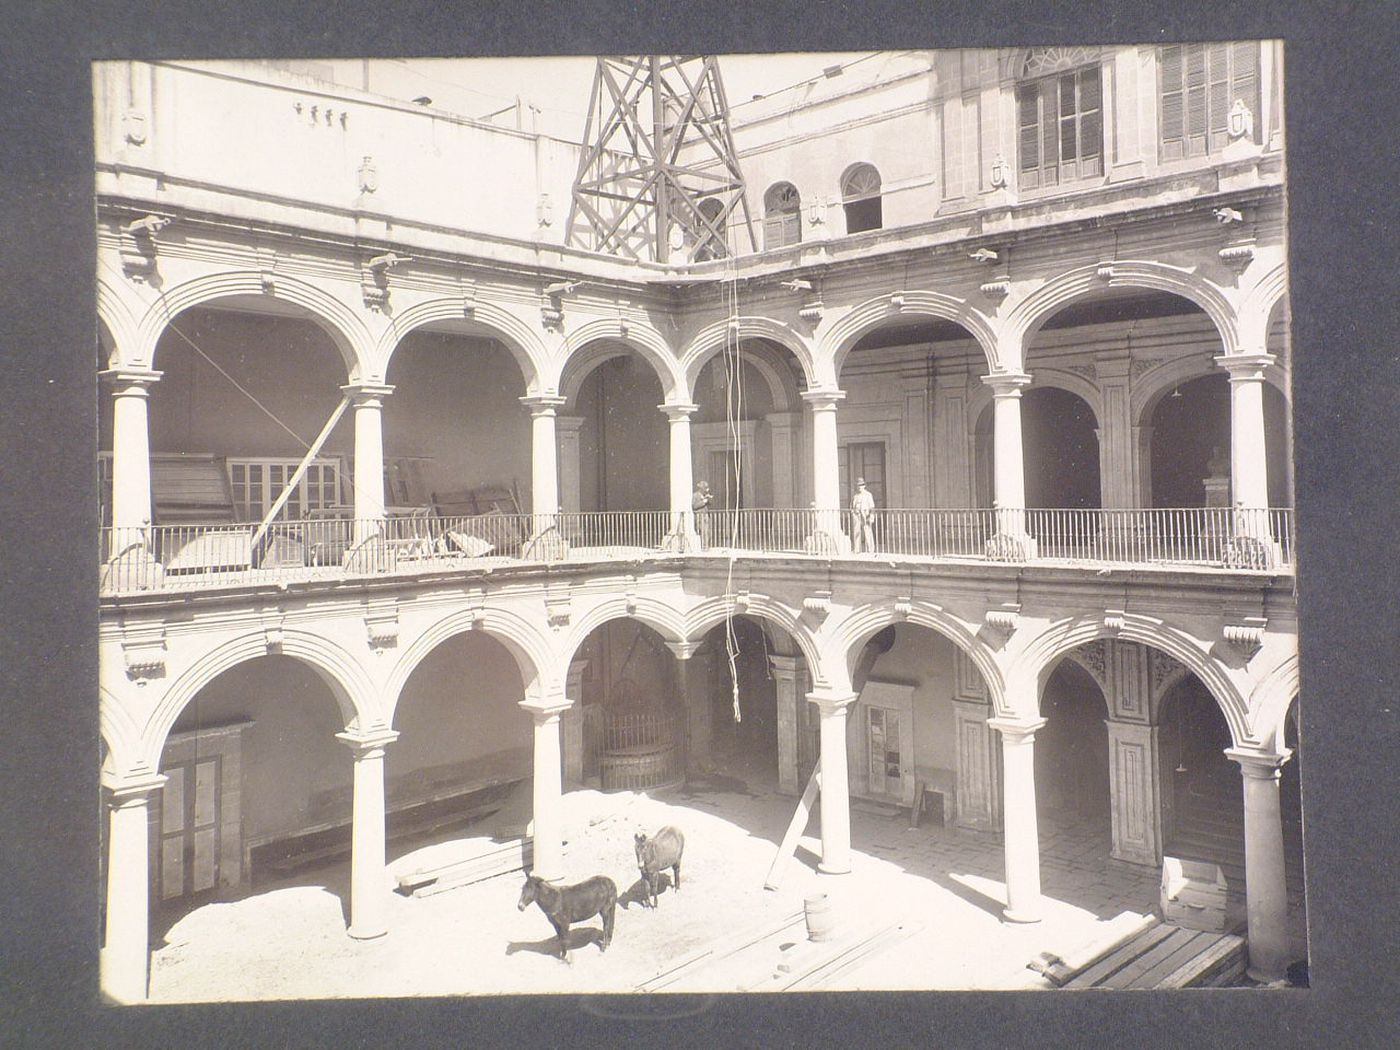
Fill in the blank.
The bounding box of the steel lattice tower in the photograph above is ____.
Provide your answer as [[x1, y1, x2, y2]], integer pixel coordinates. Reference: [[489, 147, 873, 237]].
[[566, 55, 758, 264]]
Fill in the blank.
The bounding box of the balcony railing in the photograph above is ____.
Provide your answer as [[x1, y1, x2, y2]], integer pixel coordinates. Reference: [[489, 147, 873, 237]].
[[99, 507, 1295, 595]]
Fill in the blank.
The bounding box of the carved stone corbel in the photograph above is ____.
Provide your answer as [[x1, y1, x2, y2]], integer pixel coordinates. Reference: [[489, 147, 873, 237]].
[[1223, 616, 1267, 662], [119, 213, 174, 282], [1104, 609, 1127, 635], [802, 590, 832, 624], [982, 602, 1021, 647], [893, 597, 913, 620], [361, 251, 409, 312], [363, 599, 399, 651], [545, 584, 571, 629], [1095, 261, 1118, 282], [120, 622, 167, 682], [261, 609, 286, 653]]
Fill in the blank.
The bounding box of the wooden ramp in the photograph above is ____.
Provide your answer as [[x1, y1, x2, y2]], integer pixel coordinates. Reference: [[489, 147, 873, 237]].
[[1034, 916, 1246, 989]]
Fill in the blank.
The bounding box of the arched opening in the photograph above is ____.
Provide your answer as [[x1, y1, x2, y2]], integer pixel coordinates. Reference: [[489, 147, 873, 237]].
[[1036, 658, 1111, 828], [147, 655, 352, 939], [1159, 674, 1240, 872], [573, 619, 684, 792], [840, 163, 883, 234], [693, 197, 727, 262], [388, 632, 533, 859], [142, 301, 352, 540], [383, 325, 531, 525], [762, 181, 802, 250], [571, 351, 669, 515], [1150, 373, 1229, 508]]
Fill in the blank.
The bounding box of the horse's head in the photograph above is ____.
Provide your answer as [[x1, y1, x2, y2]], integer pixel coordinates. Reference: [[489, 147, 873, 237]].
[[634, 831, 648, 858], [518, 875, 541, 911]]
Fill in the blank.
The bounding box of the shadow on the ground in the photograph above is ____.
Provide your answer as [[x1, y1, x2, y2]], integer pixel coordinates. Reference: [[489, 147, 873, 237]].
[[618, 873, 682, 911], [506, 926, 607, 960], [923, 871, 1008, 919]]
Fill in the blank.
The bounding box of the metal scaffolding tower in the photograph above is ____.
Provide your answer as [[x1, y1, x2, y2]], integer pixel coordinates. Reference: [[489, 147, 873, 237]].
[[566, 55, 758, 264]]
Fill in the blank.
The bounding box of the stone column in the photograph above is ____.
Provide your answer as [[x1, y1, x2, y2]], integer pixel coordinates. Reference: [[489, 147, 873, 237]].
[[101, 367, 162, 534], [769, 655, 803, 795], [521, 697, 570, 882], [101, 773, 166, 1003], [981, 372, 1032, 545], [1216, 352, 1276, 516], [666, 641, 708, 771], [801, 389, 849, 552], [337, 727, 398, 939], [556, 415, 586, 513], [561, 659, 588, 787], [342, 383, 394, 543], [1227, 747, 1293, 983], [810, 689, 857, 874], [988, 715, 1047, 922], [520, 394, 568, 517], [660, 402, 699, 549]]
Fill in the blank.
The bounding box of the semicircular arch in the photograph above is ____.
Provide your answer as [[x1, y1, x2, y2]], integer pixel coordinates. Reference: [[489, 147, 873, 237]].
[[683, 596, 823, 682], [824, 291, 1000, 379], [142, 629, 379, 774], [1007, 262, 1240, 365], [100, 686, 146, 779], [680, 317, 817, 396], [558, 598, 688, 669], [375, 296, 550, 393], [97, 278, 142, 366], [560, 325, 684, 406], [1249, 651, 1301, 754]]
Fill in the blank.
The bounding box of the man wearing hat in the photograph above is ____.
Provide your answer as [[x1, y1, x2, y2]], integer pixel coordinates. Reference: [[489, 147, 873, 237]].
[[692, 479, 713, 549], [851, 476, 876, 553]]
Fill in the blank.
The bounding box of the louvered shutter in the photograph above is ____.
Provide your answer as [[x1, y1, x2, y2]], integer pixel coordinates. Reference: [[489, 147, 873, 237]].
[[1160, 45, 1185, 160], [1232, 41, 1260, 143], [1185, 44, 1208, 155]]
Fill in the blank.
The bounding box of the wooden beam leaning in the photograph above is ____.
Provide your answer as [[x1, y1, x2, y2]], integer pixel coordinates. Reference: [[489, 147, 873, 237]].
[[764, 767, 821, 890]]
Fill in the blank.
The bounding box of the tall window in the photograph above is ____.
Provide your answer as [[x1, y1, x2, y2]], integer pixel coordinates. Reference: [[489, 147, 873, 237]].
[[693, 198, 727, 261], [840, 163, 883, 233], [762, 182, 802, 249], [1158, 42, 1260, 160], [228, 458, 340, 522], [1017, 65, 1103, 190]]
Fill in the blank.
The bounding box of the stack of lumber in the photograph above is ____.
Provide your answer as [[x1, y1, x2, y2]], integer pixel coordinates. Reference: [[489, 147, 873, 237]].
[[1030, 915, 1246, 989]]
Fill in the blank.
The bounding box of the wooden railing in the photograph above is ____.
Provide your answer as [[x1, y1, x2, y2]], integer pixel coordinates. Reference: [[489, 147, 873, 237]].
[[99, 507, 1296, 595]]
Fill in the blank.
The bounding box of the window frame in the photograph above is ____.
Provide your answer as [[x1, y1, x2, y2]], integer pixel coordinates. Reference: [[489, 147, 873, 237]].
[[1015, 64, 1104, 191], [1158, 42, 1261, 162], [761, 181, 803, 250], [227, 456, 342, 522], [840, 163, 884, 234]]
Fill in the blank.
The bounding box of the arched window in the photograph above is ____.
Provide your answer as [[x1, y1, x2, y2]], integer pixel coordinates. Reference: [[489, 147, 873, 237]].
[[840, 163, 883, 234], [1016, 47, 1103, 190], [762, 182, 802, 250], [693, 197, 726, 262]]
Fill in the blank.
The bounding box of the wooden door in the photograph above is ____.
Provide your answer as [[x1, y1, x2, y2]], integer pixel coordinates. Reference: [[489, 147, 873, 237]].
[[158, 756, 221, 901]]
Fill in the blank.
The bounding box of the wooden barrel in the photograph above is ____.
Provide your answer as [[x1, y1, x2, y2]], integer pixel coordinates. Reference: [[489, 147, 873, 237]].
[[804, 892, 836, 942], [600, 742, 680, 791]]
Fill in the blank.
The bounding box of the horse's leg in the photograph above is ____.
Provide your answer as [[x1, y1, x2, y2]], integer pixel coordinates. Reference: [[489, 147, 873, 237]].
[[600, 902, 615, 951], [673, 861, 681, 892], [551, 918, 570, 961]]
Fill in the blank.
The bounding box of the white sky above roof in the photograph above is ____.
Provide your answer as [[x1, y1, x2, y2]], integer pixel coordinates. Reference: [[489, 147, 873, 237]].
[[359, 53, 891, 140]]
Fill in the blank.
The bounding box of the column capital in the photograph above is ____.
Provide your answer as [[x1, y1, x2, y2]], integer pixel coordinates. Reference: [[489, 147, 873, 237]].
[[664, 640, 701, 661], [341, 381, 395, 405], [980, 371, 1033, 396], [801, 388, 846, 410], [806, 688, 858, 714], [520, 393, 569, 415], [100, 366, 163, 392], [987, 715, 1047, 744], [519, 695, 572, 722], [103, 770, 168, 803], [1225, 746, 1292, 779], [1213, 352, 1277, 380], [659, 401, 699, 421], [336, 726, 400, 755]]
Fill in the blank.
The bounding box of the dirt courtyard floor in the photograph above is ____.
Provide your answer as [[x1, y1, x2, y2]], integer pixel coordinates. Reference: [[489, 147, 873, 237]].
[[147, 753, 1173, 1001]]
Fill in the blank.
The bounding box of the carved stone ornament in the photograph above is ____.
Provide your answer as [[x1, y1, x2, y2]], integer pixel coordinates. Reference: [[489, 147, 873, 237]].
[[798, 299, 825, 325], [545, 585, 572, 629], [1095, 261, 1118, 282], [1223, 616, 1267, 662], [1076, 640, 1108, 685], [121, 623, 167, 683], [123, 108, 148, 145], [984, 532, 1029, 562], [360, 252, 408, 313], [364, 603, 399, 651], [540, 302, 565, 330], [1104, 609, 1127, 634], [989, 154, 1009, 189], [119, 213, 174, 283], [357, 155, 378, 194], [537, 192, 554, 228], [980, 277, 1011, 302], [1227, 98, 1255, 141], [262, 610, 286, 653], [1218, 241, 1257, 275], [893, 597, 913, 620], [1149, 648, 1185, 694], [802, 590, 832, 622], [982, 603, 1021, 647]]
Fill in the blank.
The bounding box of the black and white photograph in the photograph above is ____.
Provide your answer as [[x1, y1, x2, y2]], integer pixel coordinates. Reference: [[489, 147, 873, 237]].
[[4, 4, 1398, 1046], [93, 44, 1308, 1002]]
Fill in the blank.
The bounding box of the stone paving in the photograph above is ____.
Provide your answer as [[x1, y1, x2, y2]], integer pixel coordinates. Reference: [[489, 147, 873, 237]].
[[145, 754, 1181, 1001]]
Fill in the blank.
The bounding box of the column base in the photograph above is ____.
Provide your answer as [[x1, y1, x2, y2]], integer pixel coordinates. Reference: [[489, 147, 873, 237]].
[[985, 533, 1038, 561], [663, 527, 702, 554], [816, 860, 852, 876], [347, 923, 389, 941], [99, 947, 149, 1004], [804, 530, 851, 556], [1001, 904, 1043, 924], [1245, 969, 1290, 987]]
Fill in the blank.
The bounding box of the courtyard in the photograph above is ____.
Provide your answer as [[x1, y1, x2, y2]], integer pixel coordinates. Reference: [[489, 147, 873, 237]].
[[145, 752, 1167, 1001]]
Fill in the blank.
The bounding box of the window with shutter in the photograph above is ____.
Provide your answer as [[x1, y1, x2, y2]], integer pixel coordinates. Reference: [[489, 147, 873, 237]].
[[762, 182, 802, 249], [840, 163, 883, 233], [1016, 66, 1102, 190], [1158, 42, 1260, 160]]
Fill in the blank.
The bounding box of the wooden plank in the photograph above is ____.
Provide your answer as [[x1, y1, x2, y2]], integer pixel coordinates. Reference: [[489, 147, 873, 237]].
[[1099, 927, 1201, 989], [1064, 923, 1179, 988], [1120, 929, 1217, 989], [1157, 934, 1246, 989], [637, 911, 806, 992], [764, 767, 820, 890]]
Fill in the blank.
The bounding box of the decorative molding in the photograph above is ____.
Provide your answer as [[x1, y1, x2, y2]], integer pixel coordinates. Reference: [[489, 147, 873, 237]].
[[1149, 648, 1186, 695], [119, 213, 174, 282], [363, 599, 399, 651], [1218, 241, 1257, 274], [357, 155, 378, 195], [1223, 616, 1268, 662], [1130, 356, 1170, 379], [545, 584, 571, 629], [120, 622, 167, 683], [1067, 362, 1098, 380], [123, 108, 148, 146], [459, 277, 478, 316], [982, 602, 1021, 647], [261, 609, 286, 653], [893, 597, 913, 620], [802, 590, 832, 623], [980, 277, 1011, 302], [1075, 640, 1108, 686], [1095, 261, 1118, 282], [1104, 609, 1127, 634]]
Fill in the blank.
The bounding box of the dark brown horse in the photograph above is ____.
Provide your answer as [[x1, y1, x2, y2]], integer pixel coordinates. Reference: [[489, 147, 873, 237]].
[[634, 826, 685, 908], [517, 874, 617, 961]]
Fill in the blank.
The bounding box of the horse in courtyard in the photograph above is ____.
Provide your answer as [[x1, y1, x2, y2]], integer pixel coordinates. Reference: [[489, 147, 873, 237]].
[[634, 826, 685, 908], [517, 874, 617, 961]]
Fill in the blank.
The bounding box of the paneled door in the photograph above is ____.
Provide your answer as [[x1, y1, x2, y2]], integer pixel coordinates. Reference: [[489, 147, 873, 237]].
[[158, 756, 221, 901]]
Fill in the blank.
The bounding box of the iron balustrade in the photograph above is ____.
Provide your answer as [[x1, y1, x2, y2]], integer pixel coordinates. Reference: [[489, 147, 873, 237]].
[[99, 507, 1296, 595]]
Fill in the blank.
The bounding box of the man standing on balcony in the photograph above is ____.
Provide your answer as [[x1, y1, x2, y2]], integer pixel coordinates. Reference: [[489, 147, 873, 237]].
[[852, 477, 876, 553], [693, 480, 712, 550]]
